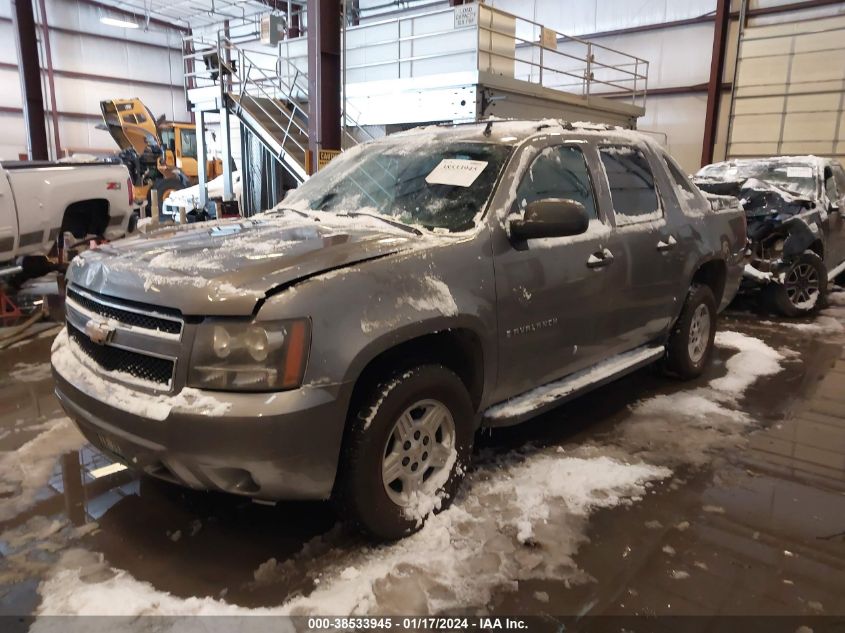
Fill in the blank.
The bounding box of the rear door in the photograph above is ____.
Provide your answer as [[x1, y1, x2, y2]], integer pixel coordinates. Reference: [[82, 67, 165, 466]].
[[492, 139, 621, 399], [595, 143, 681, 351]]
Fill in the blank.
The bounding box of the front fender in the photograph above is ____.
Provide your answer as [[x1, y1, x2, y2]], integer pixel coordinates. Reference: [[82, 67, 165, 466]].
[[781, 215, 820, 258]]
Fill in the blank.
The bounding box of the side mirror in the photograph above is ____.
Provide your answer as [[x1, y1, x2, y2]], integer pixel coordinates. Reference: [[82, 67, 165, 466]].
[[510, 199, 590, 241]]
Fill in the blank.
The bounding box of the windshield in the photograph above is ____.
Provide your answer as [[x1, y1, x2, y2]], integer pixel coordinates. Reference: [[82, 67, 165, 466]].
[[697, 160, 818, 198], [280, 138, 513, 232]]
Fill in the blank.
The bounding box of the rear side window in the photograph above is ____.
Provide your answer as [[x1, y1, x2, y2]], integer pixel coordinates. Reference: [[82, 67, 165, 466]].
[[598, 145, 661, 222], [516, 145, 598, 220], [831, 163, 845, 203], [662, 153, 704, 208]]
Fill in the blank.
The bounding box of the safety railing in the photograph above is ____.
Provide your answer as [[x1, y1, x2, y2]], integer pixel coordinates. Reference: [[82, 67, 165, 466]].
[[183, 33, 376, 156], [184, 3, 649, 120], [335, 4, 649, 108]]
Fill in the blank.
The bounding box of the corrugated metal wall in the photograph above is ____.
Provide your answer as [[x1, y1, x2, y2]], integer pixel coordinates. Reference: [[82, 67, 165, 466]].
[[0, 0, 188, 160], [725, 12, 845, 163]]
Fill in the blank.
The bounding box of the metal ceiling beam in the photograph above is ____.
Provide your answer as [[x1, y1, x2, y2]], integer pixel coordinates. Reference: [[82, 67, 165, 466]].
[[11, 0, 49, 160]]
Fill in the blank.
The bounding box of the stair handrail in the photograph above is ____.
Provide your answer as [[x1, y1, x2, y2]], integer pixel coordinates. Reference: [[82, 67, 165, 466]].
[[217, 36, 310, 161]]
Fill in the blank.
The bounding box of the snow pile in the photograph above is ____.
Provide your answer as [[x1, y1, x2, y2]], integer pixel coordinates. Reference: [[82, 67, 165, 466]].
[[33, 549, 282, 620], [9, 362, 53, 383], [0, 418, 84, 522], [778, 316, 843, 335], [35, 453, 667, 617], [402, 446, 458, 527], [52, 329, 231, 421], [611, 331, 785, 466]]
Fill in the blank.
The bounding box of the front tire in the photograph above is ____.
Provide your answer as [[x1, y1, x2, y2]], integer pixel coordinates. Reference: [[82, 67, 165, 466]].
[[665, 283, 717, 380], [337, 365, 474, 541], [763, 251, 827, 317]]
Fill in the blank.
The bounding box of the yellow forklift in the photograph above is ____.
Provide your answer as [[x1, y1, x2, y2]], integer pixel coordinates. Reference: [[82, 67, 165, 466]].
[[100, 98, 223, 212]]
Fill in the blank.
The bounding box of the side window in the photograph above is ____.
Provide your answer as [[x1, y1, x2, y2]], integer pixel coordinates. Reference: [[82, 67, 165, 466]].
[[598, 145, 661, 223], [828, 164, 845, 204], [180, 129, 198, 160], [662, 153, 703, 208], [515, 145, 598, 220], [160, 129, 175, 151]]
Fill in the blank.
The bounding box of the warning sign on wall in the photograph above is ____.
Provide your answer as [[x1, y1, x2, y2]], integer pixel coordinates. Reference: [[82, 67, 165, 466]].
[[454, 4, 478, 28], [318, 149, 340, 170], [541, 27, 557, 50]]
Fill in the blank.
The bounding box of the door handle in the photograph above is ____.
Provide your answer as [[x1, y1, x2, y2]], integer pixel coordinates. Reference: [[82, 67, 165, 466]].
[[656, 235, 677, 251], [587, 248, 614, 268]]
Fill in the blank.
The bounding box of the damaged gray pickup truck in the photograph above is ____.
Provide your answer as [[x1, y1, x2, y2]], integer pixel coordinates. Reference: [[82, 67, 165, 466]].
[[52, 120, 746, 539], [695, 157, 845, 316]]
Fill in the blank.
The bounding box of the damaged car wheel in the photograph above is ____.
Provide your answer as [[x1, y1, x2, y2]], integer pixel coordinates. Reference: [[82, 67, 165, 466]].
[[764, 251, 827, 317], [337, 365, 474, 540]]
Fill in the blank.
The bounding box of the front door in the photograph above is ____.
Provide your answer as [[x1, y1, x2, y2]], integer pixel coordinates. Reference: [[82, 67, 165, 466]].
[[492, 140, 622, 401]]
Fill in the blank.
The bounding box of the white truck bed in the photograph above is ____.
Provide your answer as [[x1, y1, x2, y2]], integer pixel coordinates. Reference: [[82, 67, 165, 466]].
[[0, 160, 133, 265]]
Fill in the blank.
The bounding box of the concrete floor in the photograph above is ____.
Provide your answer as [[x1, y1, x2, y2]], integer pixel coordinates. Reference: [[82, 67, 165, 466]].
[[0, 290, 843, 625]]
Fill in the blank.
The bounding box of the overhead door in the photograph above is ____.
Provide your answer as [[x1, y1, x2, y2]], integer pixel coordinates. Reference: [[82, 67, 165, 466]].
[[726, 13, 845, 162]]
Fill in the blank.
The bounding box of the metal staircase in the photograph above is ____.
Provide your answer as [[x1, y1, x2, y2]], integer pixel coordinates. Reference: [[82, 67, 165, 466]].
[[184, 35, 374, 189]]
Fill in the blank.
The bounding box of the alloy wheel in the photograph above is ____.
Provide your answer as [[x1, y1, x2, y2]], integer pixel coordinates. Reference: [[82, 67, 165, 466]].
[[381, 399, 456, 506], [784, 262, 820, 308], [688, 303, 711, 364]]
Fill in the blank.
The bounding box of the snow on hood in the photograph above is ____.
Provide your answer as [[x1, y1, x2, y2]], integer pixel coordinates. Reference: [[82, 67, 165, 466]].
[[67, 212, 421, 315]]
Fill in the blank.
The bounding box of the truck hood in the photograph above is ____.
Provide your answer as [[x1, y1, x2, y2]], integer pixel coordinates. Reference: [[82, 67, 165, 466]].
[[67, 214, 419, 315], [694, 177, 815, 218]]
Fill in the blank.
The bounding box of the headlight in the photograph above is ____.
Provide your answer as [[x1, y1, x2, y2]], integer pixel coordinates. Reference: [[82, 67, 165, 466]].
[[188, 318, 310, 391]]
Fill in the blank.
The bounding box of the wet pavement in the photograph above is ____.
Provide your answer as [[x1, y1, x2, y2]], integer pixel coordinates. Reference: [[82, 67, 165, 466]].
[[0, 290, 844, 622]]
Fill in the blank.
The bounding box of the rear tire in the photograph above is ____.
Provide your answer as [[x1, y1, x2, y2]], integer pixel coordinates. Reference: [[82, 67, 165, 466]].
[[337, 365, 474, 541], [664, 283, 717, 380], [763, 251, 826, 317]]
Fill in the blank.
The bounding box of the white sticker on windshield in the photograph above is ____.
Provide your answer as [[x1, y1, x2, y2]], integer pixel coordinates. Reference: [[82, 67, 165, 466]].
[[786, 166, 813, 179], [425, 159, 488, 187]]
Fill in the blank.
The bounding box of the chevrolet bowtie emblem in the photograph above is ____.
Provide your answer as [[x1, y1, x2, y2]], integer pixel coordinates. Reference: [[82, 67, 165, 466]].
[[85, 318, 115, 345]]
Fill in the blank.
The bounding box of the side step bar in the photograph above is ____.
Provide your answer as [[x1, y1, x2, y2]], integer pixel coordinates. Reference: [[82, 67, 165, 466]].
[[483, 344, 665, 427]]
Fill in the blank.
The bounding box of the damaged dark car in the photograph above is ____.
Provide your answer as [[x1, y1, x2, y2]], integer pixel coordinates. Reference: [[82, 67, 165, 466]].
[[695, 157, 845, 316]]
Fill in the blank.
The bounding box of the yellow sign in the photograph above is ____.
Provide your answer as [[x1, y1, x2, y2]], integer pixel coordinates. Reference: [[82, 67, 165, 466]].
[[318, 149, 341, 170], [541, 27, 557, 50]]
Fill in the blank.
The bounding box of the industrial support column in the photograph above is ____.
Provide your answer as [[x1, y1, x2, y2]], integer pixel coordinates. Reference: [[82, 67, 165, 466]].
[[11, 0, 49, 160], [307, 0, 342, 174], [218, 34, 234, 201], [701, 0, 730, 167], [196, 109, 208, 209]]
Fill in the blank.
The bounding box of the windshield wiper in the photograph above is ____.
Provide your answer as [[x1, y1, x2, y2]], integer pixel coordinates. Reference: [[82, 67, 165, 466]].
[[339, 211, 423, 236], [268, 207, 312, 219]]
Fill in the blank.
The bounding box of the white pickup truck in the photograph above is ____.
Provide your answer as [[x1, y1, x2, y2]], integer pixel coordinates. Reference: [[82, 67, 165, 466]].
[[0, 160, 134, 269]]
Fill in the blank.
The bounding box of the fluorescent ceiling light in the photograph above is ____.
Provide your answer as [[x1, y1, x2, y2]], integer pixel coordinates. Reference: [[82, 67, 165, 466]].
[[100, 16, 139, 29]]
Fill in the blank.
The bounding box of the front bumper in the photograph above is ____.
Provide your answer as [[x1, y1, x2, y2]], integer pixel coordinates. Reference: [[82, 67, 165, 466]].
[[52, 334, 353, 501]]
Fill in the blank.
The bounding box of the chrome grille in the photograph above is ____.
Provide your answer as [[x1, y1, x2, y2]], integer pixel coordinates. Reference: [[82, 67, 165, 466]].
[[67, 286, 183, 336], [68, 322, 175, 386]]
